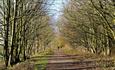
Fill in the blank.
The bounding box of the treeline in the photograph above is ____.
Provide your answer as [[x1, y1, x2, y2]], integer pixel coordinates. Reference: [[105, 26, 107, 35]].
[[0, 0, 54, 67], [60, 0, 115, 55]]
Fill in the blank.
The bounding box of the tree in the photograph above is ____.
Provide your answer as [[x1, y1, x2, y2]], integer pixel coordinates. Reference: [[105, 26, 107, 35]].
[[60, 0, 115, 55], [0, 0, 54, 67]]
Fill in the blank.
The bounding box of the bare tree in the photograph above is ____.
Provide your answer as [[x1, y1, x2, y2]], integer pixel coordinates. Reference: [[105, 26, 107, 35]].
[[60, 0, 115, 55]]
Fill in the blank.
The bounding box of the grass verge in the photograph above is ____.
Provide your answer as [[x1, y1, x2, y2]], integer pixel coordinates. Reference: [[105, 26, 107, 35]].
[[32, 48, 54, 70]]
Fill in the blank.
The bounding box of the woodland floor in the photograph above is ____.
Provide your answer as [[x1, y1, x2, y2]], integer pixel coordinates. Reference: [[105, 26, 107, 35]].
[[1, 48, 115, 70]]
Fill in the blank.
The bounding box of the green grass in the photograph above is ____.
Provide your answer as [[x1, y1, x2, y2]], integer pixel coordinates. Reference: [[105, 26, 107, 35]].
[[34, 57, 48, 70], [33, 48, 54, 70]]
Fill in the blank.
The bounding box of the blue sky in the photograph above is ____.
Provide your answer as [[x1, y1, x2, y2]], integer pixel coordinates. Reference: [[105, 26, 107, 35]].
[[48, 0, 68, 20], [46, 0, 68, 33]]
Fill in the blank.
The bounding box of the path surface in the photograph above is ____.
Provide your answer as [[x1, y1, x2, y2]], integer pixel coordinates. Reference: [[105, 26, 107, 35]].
[[45, 50, 115, 70], [6, 49, 115, 70]]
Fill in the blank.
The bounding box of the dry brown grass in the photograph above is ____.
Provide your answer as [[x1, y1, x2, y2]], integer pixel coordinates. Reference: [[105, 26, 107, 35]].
[[9, 61, 34, 70], [61, 45, 115, 60]]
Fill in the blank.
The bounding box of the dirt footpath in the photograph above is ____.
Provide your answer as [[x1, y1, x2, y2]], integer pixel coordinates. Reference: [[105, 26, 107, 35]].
[[46, 50, 115, 70]]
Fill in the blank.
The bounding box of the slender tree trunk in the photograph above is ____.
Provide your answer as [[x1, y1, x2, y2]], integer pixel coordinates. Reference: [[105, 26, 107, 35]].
[[4, 0, 10, 67], [10, 0, 18, 66]]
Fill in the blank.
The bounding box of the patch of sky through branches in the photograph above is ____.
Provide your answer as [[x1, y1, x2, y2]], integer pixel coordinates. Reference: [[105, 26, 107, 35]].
[[46, 0, 68, 33]]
